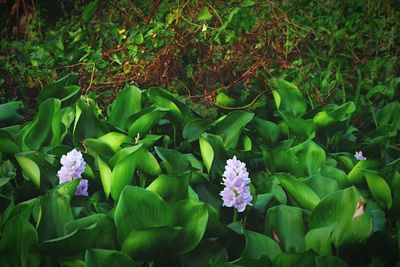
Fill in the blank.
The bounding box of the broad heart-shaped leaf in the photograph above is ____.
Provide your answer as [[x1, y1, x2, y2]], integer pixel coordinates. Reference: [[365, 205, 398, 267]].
[[270, 78, 306, 116], [313, 101, 356, 127], [0, 100, 24, 124], [110, 148, 138, 201], [136, 148, 161, 177], [85, 249, 140, 267], [73, 97, 109, 147], [37, 182, 78, 241], [172, 200, 209, 255], [240, 230, 282, 262], [303, 175, 339, 198], [211, 111, 254, 149], [15, 151, 58, 189], [364, 172, 392, 210], [83, 138, 114, 158], [109, 85, 142, 130], [114, 186, 176, 243], [347, 160, 372, 185], [155, 146, 191, 176], [0, 129, 20, 155], [38, 74, 78, 103], [320, 165, 350, 189], [0, 216, 41, 267], [309, 187, 372, 248], [280, 112, 315, 140], [41, 223, 98, 258], [265, 205, 306, 253], [18, 98, 61, 151], [121, 226, 181, 261], [127, 106, 168, 138], [183, 119, 210, 142], [98, 132, 132, 152], [147, 87, 192, 126], [251, 118, 280, 147], [199, 133, 228, 179], [65, 214, 117, 249], [290, 140, 326, 176], [305, 225, 335, 255], [147, 173, 190, 203], [278, 174, 320, 211]]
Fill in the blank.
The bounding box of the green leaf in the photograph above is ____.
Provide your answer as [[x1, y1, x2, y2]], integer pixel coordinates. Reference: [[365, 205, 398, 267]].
[[15, 151, 58, 189], [147, 87, 192, 126], [305, 225, 335, 255], [0, 129, 20, 155], [19, 98, 61, 150], [82, 0, 99, 23], [270, 78, 306, 116], [0, 216, 41, 267], [84, 138, 114, 158], [290, 140, 326, 176], [147, 173, 190, 203], [98, 156, 112, 198], [281, 112, 315, 140], [136, 148, 161, 177], [85, 249, 140, 267], [39, 84, 80, 106], [127, 106, 167, 138], [109, 85, 142, 130], [252, 118, 280, 147], [199, 133, 227, 179], [278, 174, 321, 211], [110, 149, 138, 201], [347, 160, 371, 185], [114, 186, 176, 243], [65, 214, 117, 249], [0, 101, 24, 124], [241, 230, 282, 262], [313, 102, 355, 127], [121, 226, 181, 261], [155, 146, 191, 176], [364, 172, 392, 210], [173, 200, 209, 255], [41, 223, 98, 257], [303, 175, 339, 198], [315, 255, 349, 267], [183, 119, 210, 142], [273, 250, 318, 267], [211, 111, 254, 149], [265, 205, 306, 253], [98, 132, 132, 152], [73, 97, 109, 147], [197, 7, 212, 21]]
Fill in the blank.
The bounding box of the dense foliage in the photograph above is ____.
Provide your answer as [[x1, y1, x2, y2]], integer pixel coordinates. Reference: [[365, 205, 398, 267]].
[[0, 0, 399, 266]]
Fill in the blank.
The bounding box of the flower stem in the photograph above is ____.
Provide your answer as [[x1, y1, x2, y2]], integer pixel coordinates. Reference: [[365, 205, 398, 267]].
[[233, 208, 238, 222]]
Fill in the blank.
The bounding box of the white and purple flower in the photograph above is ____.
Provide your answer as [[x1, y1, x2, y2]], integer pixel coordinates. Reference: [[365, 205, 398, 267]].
[[354, 151, 367, 161], [57, 149, 88, 196], [220, 156, 252, 212]]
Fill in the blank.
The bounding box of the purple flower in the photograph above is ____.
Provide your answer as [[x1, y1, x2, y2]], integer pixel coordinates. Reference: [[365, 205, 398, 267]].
[[220, 156, 252, 212], [75, 179, 89, 196], [57, 149, 88, 196], [354, 151, 367, 161]]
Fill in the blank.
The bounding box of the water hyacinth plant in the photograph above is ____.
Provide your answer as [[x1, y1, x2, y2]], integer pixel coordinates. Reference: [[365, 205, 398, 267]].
[[58, 149, 88, 196]]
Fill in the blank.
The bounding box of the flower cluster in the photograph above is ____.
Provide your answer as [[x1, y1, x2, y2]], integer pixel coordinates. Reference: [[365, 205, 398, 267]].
[[354, 151, 367, 161], [220, 156, 253, 212], [57, 149, 88, 196]]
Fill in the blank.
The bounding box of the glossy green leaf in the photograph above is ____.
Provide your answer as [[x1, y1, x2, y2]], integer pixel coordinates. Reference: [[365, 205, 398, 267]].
[[147, 173, 190, 203], [73, 97, 109, 147], [136, 148, 161, 177], [84, 138, 114, 158], [278, 174, 320, 211], [265, 205, 306, 253], [98, 132, 132, 152], [252, 118, 280, 147], [305, 225, 335, 255], [199, 133, 227, 178], [290, 140, 326, 176], [0, 129, 20, 155], [347, 160, 371, 184], [183, 119, 210, 142], [241, 230, 282, 262], [41, 223, 98, 257], [303, 175, 339, 198], [110, 149, 138, 201], [109, 85, 142, 130], [211, 111, 254, 149], [114, 186, 176, 243], [155, 146, 191, 175], [19, 98, 61, 150], [364, 172, 392, 210], [65, 214, 117, 249], [127, 106, 167, 138], [85, 249, 140, 267], [270, 78, 306, 116], [273, 250, 318, 267], [0, 101, 24, 125], [0, 216, 41, 267], [313, 102, 355, 127], [173, 200, 209, 255], [98, 156, 112, 198], [121, 226, 181, 261]]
